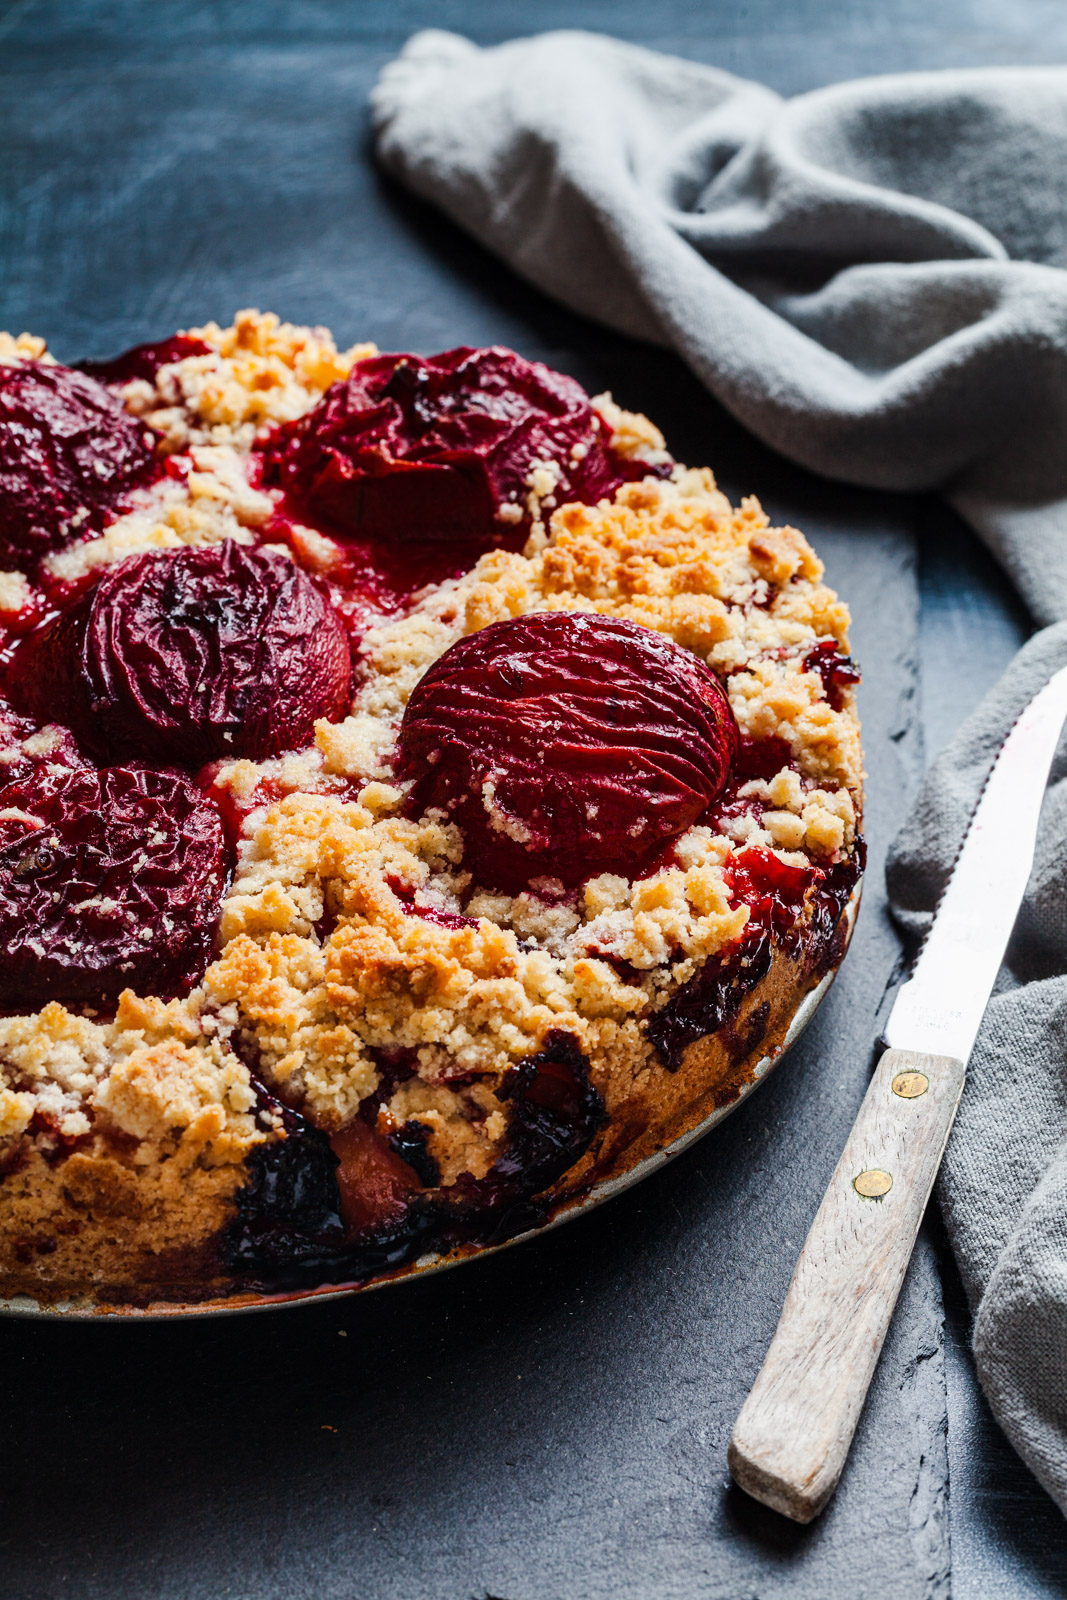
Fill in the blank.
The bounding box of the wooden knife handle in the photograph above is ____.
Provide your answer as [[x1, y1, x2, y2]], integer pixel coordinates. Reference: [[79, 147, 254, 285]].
[[727, 1046, 966, 1523]]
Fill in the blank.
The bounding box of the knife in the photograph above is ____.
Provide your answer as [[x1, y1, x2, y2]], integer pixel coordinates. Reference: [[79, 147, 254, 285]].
[[728, 661, 1067, 1524]]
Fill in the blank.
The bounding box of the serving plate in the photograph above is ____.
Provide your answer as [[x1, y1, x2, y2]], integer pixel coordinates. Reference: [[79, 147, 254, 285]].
[[0, 881, 861, 1321]]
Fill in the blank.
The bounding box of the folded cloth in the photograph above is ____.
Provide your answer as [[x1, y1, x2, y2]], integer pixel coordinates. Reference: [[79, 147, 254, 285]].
[[372, 30, 1067, 1511]]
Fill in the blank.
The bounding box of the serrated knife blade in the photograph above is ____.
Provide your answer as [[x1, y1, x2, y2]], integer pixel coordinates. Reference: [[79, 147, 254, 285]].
[[884, 661, 1067, 1065]]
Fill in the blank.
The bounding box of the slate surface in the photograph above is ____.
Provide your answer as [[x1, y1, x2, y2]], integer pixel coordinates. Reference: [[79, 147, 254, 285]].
[[0, 3, 1063, 1596]]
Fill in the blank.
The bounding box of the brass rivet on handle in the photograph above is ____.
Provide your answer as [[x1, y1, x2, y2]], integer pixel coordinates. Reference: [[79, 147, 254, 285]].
[[892, 1071, 929, 1099], [854, 1168, 893, 1198]]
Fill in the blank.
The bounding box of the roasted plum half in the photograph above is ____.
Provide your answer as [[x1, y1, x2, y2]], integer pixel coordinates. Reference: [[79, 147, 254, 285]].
[[0, 361, 158, 572], [396, 610, 739, 892], [17, 542, 353, 767], [0, 765, 227, 1010], [260, 344, 668, 546]]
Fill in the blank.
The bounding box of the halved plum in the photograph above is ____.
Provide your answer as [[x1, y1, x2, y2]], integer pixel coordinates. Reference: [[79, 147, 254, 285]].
[[18, 542, 353, 767], [396, 611, 738, 892], [0, 764, 227, 1009], [0, 361, 158, 572], [260, 345, 668, 546]]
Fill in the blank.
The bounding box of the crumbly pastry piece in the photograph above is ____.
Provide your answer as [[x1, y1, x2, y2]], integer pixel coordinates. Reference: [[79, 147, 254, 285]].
[[0, 313, 863, 1305]]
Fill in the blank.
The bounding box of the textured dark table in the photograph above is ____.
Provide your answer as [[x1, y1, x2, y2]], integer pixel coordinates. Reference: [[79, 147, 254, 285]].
[[1, 4, 1065, 1596]]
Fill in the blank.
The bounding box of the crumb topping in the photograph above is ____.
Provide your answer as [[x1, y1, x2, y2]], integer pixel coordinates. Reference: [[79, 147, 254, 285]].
[[200, 783, 748, 1129], [123, 308, 376, 454], [0, 332, 47, 367], [591, 391, 672, 465], [0, 994, 263, 1172]]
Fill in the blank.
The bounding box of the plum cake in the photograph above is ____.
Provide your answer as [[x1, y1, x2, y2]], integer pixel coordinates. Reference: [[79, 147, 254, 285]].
[[0, 313, 863, 1306]]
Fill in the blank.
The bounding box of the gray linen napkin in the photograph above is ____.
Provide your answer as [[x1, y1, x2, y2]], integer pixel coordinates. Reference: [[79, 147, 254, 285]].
[[888, 622, 1067, 1511], [372, 30, 1067, 1510]]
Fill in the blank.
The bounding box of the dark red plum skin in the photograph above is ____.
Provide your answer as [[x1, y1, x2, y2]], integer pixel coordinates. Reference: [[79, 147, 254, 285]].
[[0, 765, 228, 1010], [259, 345, 669, 546], [0, 361, 158, 572], [0, 698, 87, 789], [77, 335, 213, 387], [396, 611, 739, 892], [17, 543, 353, 768]]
